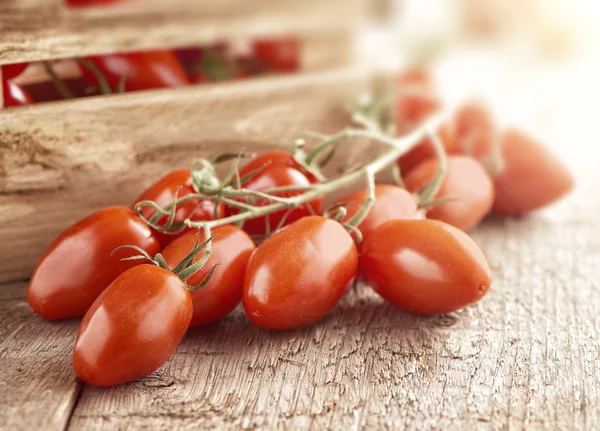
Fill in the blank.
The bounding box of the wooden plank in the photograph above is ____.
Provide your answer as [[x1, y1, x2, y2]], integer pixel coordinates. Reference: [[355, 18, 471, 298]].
[[0, 0, 367, 65], [0, 281, 81, 431], [63, 167, 600, 429], [0, 67, 373, 283]]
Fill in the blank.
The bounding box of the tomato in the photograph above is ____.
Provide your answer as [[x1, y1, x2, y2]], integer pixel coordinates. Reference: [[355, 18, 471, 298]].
[[238, 150, 318, 183], [73, 265, 192, 386], [2, 80, 33, 107], [230, 160, 321, 237], [332, 184, 420, 239], [162, 225, 256, 327], [27, 207, 160, 321], [404, 156, 494, 232], [243, 216, 358, 329], [252, 38, 300, 72], [360, 219, 492, 315], [132, 169, 225, 248], [492, 129, 574, 215], [454, 102, 495, 159], [2, 63, 29, 80], [65, 0, 126, 7], [80, 50, 189, 93]]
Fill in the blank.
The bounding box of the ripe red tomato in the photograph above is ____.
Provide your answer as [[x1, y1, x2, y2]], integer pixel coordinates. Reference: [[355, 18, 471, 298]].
[[2, 63, 29, 80], [238, 150, 318, 184], [80, 50, 189, 92], [243, 216, 358, 329], [404, 156, 494, 232], [2, 80, 33, 107], [65, 0, 125, 7], [332, 184, 420, 239], [454, 102, 495, 159], [73, 265, 192, 386], [229, 164, 322, 237], [361, 219, 492, 315], [27, 207, 160, 321], [252, 38, 300, 72], [492, 129, 574, 215], [161, 225, 256, 327], [132, 169, 225, 248]]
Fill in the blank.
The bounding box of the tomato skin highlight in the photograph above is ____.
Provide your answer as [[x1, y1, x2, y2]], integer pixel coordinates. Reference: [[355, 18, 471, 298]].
[[333, 184, 420, 239], [80, 50, 189, 92], [229, 164, 322, 237], [361, 219, 492, 315], [73, 265, 192, 387], [27, 207, 161, 321], [243, 216, 358, 329], [2, 80, 34, 107], [162, 225, 256, 327], [404, 156, 494, 232], [492, 129, 574, 215], [132, 169, 225, 248]]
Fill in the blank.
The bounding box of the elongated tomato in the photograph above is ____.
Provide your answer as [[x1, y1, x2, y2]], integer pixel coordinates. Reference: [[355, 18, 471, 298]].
[[162, 225, 256, 327], [404, 156, 494, 231], [361, 219, 492, 315], [243, 216, 358, 329], [73, 265, 192, 386], [492, 129, 574, 215], [454, 101, 495, 159], [27, 207, 160, 320]]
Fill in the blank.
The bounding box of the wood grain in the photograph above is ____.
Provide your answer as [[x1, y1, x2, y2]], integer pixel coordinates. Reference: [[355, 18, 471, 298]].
[[0, 67, 373, 283], [0, 0, 367, 65]]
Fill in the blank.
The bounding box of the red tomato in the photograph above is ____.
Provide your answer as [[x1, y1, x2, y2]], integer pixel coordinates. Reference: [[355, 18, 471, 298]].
[[65, 0, 126, 7], [252, 38, 300, 72], [132, 169, 225, 248], [229, 163, 321, 237], [244, 216, 358, 329], [361, 219, 492, 315], [2, 63, 29, 80], [492, 129, 574, 215], [404, 156, 494, 232], [332, 184, 420, 239], [73, 265, 192, 386], [2, 80, 33, 107], [454, 102, 495, 159], [27, 207, 160, 321], [162, 225, 256, 327], [80, 50, 189, 92], [238, 150, 318, 183]]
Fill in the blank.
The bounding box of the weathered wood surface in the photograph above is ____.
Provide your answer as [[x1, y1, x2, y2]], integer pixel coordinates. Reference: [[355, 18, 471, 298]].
[[0, 0, 366, 65], [0, 67, 373, 284], [0, 160, 598, 430]]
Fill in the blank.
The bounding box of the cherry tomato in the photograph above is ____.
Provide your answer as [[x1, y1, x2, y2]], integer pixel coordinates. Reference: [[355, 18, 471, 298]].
[[360, 219, 492, 315], [492, 129, 574, 215], [73, 265, 192, 386], [244, 216, 358, 329], [454, 102, 495, 159], [2, 63, 29, 80], [2, 80, 33, 108], [162, 225, 256, 327], [229, 163, 322, 238], [80, 50, 189, 92], [252, 38, 300, 72], [27, 207, 160, 321], [132, 169, 225, 248], [404, 156, 494, 232], [65, 0, 126, 7], [239, 150, 318, 183], [332, 184, 420, 240]]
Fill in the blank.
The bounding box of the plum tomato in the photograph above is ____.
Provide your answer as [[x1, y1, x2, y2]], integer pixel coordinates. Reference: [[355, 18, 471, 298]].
[[27, 207, 161, 321], [332, 184, 420, 239], [132, 169, 225, 248], [162, 225, 256, 327], [360, 219, 492, 315], [243, 216, 358, 329], [252, 38, 300, 72], [73, 265, 192, 386], [492, 129, 574, 215], [229, 163, 322, 237], [404, 155, 494, 232], [454, 101, 496, 159]]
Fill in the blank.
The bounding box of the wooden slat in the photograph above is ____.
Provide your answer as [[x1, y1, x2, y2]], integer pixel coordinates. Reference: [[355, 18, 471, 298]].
[[0, 0, 368, 65], [0, 282, 81, 431], [0, 67, 373, 283]]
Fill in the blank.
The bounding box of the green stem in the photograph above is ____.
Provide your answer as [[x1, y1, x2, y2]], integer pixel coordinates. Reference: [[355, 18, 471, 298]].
[[43, 61, 75, 100]]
